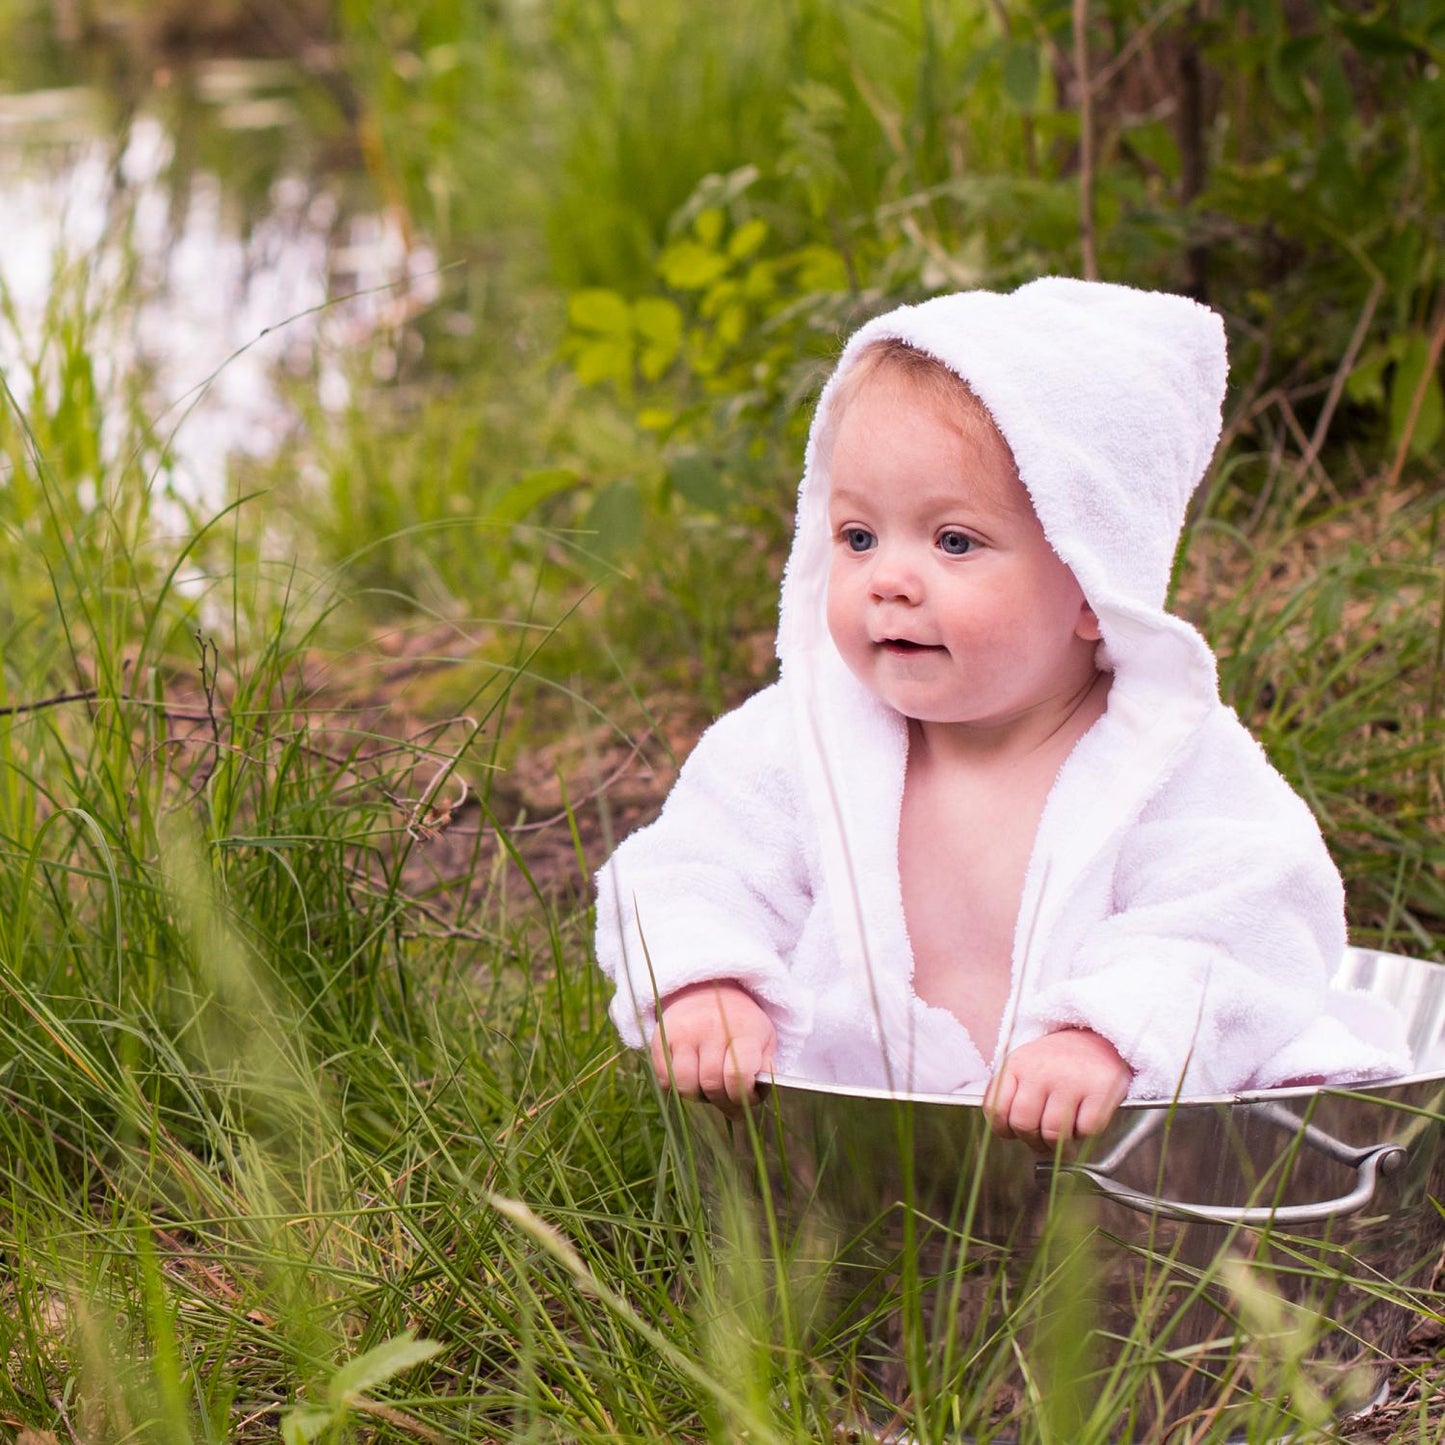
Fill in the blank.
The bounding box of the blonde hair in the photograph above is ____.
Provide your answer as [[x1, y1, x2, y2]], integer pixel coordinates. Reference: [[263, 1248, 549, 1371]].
[[818, 336, 1013, 467]]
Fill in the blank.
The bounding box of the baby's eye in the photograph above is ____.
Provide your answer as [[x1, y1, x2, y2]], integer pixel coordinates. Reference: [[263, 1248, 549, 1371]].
[[841, 526, 876, 553], [938, 530, 975, 557]]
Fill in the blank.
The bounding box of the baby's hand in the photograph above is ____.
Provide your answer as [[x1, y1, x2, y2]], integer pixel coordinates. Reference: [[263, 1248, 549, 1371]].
[[984, 1028, 1130, 1153], [652, 981, 776, 1117]]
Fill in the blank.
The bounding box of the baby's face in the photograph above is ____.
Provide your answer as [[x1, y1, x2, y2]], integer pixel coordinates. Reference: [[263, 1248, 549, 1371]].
[[825, 369, 1100, 735]]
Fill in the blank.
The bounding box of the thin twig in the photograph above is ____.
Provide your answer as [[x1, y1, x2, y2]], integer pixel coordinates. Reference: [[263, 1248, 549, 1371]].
[[1302, 275, 1384, 476], [339, 862, 521, 951], [492, 747, 651, 836], [388, 773, 472, 843], [387, 740, 650, 841], [1424, 540, 1445, 816], [1092, 0, 1192, 91], [398, 917, 510, 947], [1176, 1, 1209, 297], [493, 1052, 625, 1147], [0, 686, 236, 726], [0, 688, 98, 718], [169, 632, 227, 800], [1214, 317, 1273, 457], [137, 736, 262, 773], [1073, 0, 1098, 279], [196, 630, 222, 752], [293, 715, 486, 772], [1384, 296, 1445, 492], [1273, 391, 1343, 506]]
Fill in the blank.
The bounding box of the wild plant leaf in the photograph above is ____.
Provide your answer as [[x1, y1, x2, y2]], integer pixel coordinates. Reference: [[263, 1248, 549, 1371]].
[[791, 243, 848, 292], [726, 219, 768, 262], [1338, 16, 1430, 59], [573, 337, 633, 387], [485, 468, 580, 525], [741, 257, 777, 302], [658, 240, 730, 290], [669, 451, 729, 512], [279, 1407, 334, 1445], [568, 288, 632, 336], [1121, 118, 1181, 182], [1345, 344, 1392, 408], [1389, 332, 1444, 457], [586, 479, 644, 555], [1001, 41, 1041, 113], [693, 207, 725, 246], [1264, 40, 1310, 115], [329, 1330, 445, 1405], [665, 163, 760, 239], [1318, 51, 1354, 124], [634, 298, 684, 379]]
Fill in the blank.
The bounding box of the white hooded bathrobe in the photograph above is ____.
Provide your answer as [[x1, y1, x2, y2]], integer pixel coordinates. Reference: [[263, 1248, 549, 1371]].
[[595, 278, 1407, 1099]]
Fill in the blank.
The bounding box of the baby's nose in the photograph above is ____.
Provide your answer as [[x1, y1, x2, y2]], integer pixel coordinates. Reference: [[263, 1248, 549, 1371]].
[[868, 552, 923, 602]]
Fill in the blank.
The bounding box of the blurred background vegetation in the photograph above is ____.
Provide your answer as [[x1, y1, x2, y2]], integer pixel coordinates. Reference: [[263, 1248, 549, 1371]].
[[10, 0, 1435, 925], [0, 0, 1441, 1438]]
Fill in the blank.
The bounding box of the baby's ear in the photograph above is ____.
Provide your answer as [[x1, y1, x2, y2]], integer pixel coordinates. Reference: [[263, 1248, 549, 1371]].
[[1077, 601, 1102, 642]]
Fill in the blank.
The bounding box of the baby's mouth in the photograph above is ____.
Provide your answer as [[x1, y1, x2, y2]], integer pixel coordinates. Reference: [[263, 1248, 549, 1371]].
[[879, 638, 943, 654]]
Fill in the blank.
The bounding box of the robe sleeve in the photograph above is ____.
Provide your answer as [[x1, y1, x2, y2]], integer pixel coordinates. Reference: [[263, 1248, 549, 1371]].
[[1016, 720, 1408, 1097], [594, 686, 815, 1057]]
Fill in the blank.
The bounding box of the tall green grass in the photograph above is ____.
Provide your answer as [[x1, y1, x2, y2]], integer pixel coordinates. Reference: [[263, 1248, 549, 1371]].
[[1, 310, 1442, 1441], [1179, 475, 1445, 954], [0, 1, 1441, 1438]]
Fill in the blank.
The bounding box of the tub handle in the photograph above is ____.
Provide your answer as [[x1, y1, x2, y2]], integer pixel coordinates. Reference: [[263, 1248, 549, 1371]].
[[1038, 1106, 1408, 1227]]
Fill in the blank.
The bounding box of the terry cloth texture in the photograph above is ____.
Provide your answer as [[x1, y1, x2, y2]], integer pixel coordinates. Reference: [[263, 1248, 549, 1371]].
[[595, 277, 1409, 1098]]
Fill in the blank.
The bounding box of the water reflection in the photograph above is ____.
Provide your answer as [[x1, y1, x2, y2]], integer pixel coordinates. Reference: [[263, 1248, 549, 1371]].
[[0, 58, 437, 506]]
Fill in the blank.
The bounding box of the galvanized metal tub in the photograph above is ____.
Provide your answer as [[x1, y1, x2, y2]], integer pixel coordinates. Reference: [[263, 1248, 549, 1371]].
[[710, 947, 1445, 1442]]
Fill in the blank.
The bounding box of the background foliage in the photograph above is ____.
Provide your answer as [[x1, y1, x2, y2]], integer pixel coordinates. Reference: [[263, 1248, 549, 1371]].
[[0, 0, 1441, 1439]]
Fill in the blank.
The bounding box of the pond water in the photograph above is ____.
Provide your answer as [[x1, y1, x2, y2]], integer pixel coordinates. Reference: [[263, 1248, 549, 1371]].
[[0, 53, 438, 507]]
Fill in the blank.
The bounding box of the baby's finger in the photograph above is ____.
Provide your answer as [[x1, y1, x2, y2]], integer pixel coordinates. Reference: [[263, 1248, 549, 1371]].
[[1075, 1082, 1127, 1138], [700, 1046, 754, 1116], [1038, 1091, 1080, 1147], [722, 1039, 768, 1110], [662, 1040, 702, 1099], [759, 1031, 776, 1077], [1004, 1079, 1050, 1147], [649, 1025, 672, 1082], [982, 1069, 1018, 1137]]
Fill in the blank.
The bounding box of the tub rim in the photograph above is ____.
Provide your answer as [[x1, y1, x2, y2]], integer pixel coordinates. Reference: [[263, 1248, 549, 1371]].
[[758, 1072, 1427, 1112], [761, 944, 1445, 1113]]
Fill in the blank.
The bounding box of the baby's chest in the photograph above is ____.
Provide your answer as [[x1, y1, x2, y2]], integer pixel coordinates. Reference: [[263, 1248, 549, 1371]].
[[896, 770, 1049, 972]]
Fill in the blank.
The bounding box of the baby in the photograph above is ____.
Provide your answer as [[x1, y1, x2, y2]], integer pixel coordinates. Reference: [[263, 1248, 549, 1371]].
[[595, 279, 1407, 1148]]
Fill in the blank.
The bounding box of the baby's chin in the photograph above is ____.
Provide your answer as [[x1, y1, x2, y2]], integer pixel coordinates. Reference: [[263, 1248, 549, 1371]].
[[886, 691, 1073, 733]]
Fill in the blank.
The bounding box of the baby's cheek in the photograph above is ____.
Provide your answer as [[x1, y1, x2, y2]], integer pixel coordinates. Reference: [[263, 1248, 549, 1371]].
[[824, 574, 862, 658], [823, 569, 845, 634]]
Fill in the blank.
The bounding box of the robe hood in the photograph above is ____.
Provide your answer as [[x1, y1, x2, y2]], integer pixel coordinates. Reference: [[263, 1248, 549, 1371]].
[[772, 279, 1233, 1079], [778, 276, 1228, 693]]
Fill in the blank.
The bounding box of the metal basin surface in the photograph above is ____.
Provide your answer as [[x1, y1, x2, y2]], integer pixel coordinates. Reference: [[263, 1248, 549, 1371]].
[[713, 947, 1445, 1442]]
